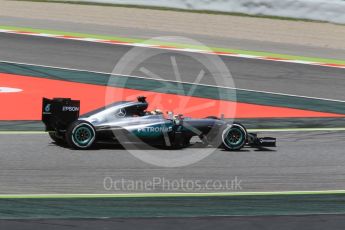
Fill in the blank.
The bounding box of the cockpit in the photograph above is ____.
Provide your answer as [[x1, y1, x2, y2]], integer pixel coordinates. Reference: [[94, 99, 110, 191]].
[[82, 96, 181, 122], [145, 109, 163, 116], [120, 96, 165, 117]]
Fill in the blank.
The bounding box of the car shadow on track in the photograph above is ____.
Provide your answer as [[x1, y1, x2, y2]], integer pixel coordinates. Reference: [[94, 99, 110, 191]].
[[50, 141, 276, 152]]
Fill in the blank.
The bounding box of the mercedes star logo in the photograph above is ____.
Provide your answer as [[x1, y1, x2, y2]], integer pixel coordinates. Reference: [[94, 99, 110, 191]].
[[115, 108, 126, 118]]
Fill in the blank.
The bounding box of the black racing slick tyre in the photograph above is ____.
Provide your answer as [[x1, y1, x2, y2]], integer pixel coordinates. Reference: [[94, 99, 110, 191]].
[[221, 123, 247, 151], [66, 120, 96, 150], [49, 132, 66, 145]]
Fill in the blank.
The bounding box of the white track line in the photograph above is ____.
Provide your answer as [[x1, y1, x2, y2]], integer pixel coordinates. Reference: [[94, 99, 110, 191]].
[[1, 59, 345, 104]]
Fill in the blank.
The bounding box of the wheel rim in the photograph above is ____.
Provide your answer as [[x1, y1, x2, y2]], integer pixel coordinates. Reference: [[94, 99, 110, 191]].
[[224, 127, 244, 148], [73, 125, 94, 146]]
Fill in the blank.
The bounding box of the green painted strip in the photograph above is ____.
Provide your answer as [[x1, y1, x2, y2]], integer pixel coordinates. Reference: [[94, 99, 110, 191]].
[[1, 190, 345, 199], [2, 193, 345, 218], [1, 62, 345, 115], [1, 25, 344, 65]]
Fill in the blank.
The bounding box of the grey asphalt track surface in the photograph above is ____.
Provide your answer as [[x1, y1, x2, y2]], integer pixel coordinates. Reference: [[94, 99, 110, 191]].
[[2, 16, 345, 60], [1, 33, 345, 101], [2, 215, 345, 230], [1, 131, 345, 193]]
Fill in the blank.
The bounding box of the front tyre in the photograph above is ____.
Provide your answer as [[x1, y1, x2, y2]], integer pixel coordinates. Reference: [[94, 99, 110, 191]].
[[66, 121, 96, 149], [221, 123, 247, 151]]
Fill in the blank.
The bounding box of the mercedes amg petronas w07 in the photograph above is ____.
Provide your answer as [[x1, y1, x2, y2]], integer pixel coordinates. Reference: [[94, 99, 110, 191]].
[[42, 97, 276, 150]]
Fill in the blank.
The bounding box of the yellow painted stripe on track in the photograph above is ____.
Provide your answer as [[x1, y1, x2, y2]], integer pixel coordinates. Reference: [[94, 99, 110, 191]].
[[1, 190, 345, 199]]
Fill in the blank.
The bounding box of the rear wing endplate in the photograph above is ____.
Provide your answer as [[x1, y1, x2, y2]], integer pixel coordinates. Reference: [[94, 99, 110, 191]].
[[42, 98, 80, 132]]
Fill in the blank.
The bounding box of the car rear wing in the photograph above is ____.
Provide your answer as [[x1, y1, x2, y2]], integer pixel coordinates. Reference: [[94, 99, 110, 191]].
[[42, 98, 80, 132]]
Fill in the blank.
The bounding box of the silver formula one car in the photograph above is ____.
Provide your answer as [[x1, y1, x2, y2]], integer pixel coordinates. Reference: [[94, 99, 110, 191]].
[[42, 96, 276, 150]]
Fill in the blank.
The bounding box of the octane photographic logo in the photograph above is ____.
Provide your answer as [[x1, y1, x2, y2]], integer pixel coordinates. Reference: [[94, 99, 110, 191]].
[[106, 36, 236, 167]]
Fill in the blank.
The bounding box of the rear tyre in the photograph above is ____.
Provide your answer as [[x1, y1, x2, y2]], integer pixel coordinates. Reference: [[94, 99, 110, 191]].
[[221, 123, 247, 151], [49, 131, 66, 145], [66, 121, 96, 149]]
